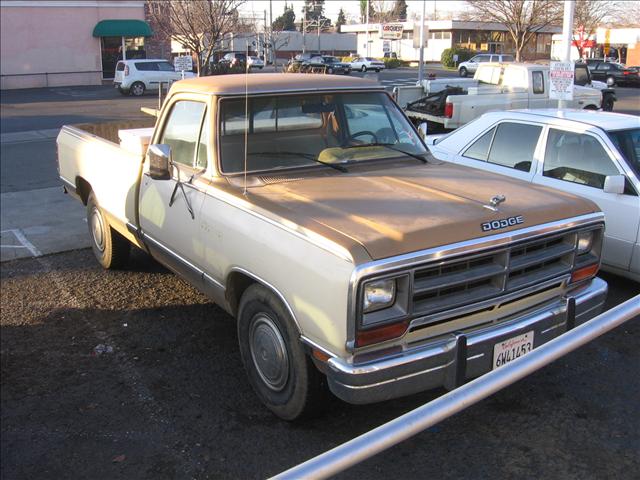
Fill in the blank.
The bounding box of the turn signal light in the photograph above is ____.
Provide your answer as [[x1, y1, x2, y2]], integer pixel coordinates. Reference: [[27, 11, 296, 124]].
[[571, 263, 599, 283], [444, 102, 453, 118], [356, 320, 409, 347]]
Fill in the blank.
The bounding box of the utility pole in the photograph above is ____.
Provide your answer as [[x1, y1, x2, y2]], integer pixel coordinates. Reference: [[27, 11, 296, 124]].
[[418, 0, 426, 84], [558, 0, 575, 109], [365, 0, 370, 57], [269, 0, 273, 64]]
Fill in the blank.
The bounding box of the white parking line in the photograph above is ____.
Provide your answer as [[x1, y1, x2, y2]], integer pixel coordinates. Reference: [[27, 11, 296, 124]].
[[0, 229, 42, 257]]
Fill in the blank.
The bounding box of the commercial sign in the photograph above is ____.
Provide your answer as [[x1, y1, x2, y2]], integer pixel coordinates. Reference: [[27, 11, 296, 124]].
[[412, 22, 429, 48], [174, 55, 193, 72], [380, 23, 403, 40], [549, 61, 574, 100]]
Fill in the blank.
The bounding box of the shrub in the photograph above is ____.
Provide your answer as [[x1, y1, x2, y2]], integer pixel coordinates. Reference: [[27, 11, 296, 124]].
[[441, 47, 475, 68], [383, 58, 402, 69], [341, 56, 357, 63]]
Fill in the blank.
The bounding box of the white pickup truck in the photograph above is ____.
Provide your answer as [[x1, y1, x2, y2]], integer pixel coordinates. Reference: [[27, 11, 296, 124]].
[[57, 74, 608, 420], [395, 63, 604, 130]]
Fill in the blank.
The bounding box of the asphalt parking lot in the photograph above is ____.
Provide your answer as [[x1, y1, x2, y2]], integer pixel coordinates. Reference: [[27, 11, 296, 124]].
[[1, 68, 639, 479]]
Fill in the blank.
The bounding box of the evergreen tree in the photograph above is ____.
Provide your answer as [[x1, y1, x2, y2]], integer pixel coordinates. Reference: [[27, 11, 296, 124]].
[[336, 7, 346, 31], [393, 0, 408, 21], [272, 2, 296, 31]]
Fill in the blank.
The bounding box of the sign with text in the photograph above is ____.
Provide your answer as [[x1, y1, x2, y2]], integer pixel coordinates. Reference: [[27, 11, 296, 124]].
[[380, 23, 403, 40], [549, 61, 574, 100], [174, 56, 193, 72], [412, 22, 429, 48]]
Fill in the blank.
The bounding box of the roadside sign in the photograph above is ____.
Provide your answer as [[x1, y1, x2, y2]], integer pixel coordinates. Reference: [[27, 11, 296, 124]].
[[383, 40, 391, 53], [174, 56, 193, 72], [453, 54, 459, 62], [549, 61, 574, 101], [380, 23, 403, 40]]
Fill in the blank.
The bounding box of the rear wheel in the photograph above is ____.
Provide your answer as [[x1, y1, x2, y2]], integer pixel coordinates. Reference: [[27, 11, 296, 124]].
[[238, 284, 326, 420], [375, 68, 380, 72], [87, 192, 130, 269], [459, 67, 468, 77], [606, 76, 616, 87], [361, 65, 367, 72], [601, 94, 615, 112], [327, 67, 334, 74], [130, 81, 145, 96]]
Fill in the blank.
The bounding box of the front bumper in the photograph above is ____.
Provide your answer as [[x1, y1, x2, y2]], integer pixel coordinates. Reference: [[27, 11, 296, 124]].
[[326, 277, 608, 404]]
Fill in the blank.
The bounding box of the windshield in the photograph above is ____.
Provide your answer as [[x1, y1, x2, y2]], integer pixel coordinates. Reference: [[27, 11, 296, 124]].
[[219, 92, 427, 174], [608, 128, 640, 177]]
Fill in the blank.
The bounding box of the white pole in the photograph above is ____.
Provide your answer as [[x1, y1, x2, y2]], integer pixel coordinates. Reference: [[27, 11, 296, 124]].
[[365, 0, 370, 57], [558, 0, 575, 109], [418, 0, 426, 84], [121, 36, 126, 61]]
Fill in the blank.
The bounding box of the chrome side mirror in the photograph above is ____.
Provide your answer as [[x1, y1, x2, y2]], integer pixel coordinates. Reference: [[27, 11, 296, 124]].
[[603, 174, 625, 194], [148, 144, 172, 180], [417, 122, 428, 139]]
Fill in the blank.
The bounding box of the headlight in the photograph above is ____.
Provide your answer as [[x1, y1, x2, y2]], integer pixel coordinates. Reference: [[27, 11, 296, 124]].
[[577, 231, 593, 254], [363, 279, 396, 313]]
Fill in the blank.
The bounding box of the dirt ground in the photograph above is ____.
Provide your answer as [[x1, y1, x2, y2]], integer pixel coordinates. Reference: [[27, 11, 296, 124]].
[[1, 248, 638, 480]]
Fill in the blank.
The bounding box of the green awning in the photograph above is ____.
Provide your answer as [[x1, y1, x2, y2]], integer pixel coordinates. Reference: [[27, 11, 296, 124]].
[[92, 19, 153, 37]]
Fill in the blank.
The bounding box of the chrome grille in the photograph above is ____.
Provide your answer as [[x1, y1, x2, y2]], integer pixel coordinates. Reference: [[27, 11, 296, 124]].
[[410, 231, 577, 319]]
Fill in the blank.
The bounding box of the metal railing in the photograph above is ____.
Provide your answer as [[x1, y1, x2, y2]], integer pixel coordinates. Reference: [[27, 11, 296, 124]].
[[271, 294, 639, 480]]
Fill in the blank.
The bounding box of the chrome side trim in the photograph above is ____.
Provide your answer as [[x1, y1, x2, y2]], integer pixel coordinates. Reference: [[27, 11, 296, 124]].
[[59, 176, 76, 192], [345, 212, 604, 351], [143, 234, 204, 277], [228, 266, 302, 332]]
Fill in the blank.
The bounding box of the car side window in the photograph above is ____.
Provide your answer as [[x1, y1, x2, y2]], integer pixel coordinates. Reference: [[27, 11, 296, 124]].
[[161, 100, 207, 168], [532, 71, 544, 93], [464, 127, 496, 161], [598, 64, 610, 71], [487, 123, 542, 171], [157, 62, 174, 72], [543, 129, 619, 189]]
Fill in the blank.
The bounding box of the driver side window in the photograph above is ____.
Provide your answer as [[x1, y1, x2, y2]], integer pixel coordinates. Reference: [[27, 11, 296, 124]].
[[160, 100, 208, 168]]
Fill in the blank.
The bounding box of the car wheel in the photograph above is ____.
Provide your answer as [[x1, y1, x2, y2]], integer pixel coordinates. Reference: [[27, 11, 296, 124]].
[[361, 65, 367, 72], [327, 67, 333, 74], [601, 94, 615, 112], [606, 76, 616, 87], [238, 283, 327, 421], [459, 67, 468, 77], [130, 81, 145, 96], [375, 68, 380, 72], [87, 192, 130, 269]]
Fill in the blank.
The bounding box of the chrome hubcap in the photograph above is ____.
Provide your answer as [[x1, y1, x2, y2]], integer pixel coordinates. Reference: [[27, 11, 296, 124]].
[[90, 207, 105, 252], [249, 314, 289, 391], [133, 84, 143, 95]]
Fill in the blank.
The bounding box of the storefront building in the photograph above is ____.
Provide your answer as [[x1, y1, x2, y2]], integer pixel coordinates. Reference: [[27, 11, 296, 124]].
[[0, 0, 167, 89], [340, 20, 559, 62]]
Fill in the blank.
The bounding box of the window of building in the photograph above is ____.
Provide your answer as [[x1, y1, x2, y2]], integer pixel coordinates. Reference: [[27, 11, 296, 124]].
[[544, 129, 619, 189]]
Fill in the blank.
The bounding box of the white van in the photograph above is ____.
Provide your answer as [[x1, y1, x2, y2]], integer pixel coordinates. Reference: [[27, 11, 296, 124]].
[[114, 59, 194, 96]]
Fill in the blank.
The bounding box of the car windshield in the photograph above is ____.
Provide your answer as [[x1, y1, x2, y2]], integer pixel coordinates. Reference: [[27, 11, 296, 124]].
[[323, 57, 338, 63], [219, 92, 427, 174], [607, 128, 640, 177]]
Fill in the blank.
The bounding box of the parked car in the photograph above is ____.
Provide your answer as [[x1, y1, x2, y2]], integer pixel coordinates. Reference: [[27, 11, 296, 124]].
[[574, 62, 616, 111], [114, 59, 194, 96], [219, 52, 247, 67], [589, 62, 640, 87], [57, 74, 607, 419], [247, 56, 264, 69], [302, 56, 351, 74], [458, 53, 514, 77], [350, 57, 385, 72], [426, 109, 640, 280]]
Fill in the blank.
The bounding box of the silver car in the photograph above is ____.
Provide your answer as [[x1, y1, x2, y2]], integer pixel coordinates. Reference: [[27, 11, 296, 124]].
[[350, 56, 385, 72], [458, 53, 514, 77]]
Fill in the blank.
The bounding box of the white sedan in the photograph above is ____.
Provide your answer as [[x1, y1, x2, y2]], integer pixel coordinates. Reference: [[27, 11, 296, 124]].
[[247, 56, 265, 69], [426, 109, 640, 281], [350, 57, 385, 72]]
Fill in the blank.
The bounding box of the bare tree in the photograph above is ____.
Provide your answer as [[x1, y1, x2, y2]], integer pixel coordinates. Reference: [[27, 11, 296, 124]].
[[604, 1, 640, 27], [146, 0, 245, 76], [370, 1, 397, 23], [574, 1, 620, 58], [466, 0, 563, 61]]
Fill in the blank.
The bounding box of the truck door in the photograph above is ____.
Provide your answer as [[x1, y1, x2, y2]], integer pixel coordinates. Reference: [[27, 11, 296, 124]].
[[138, 97, 210, 286], [534, 127, 640, 271]]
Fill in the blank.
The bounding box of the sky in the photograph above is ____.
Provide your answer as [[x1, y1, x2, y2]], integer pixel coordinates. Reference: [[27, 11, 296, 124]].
[[239, 1, 468, 25]]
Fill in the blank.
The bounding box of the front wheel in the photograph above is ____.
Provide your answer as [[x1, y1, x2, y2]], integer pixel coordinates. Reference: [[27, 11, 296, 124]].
[[361, 65, 367, 72], [87, 192, 130, 269], [238, 284, 326, 420], [606, 76, 616, 87], [327, 67, 333, 74]]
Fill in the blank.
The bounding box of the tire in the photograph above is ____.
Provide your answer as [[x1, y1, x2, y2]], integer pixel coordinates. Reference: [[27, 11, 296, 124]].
[[238, 284, 326, 421], [327, 67, 333, 74], [87, 192, 130, 269], [606, 76, 616, 87], [361, 65, 367, 72], [130, 81, 145, 96], [601, 94, 615, 112], [459, 67, 468, 77], [375, 68, 380, 72]]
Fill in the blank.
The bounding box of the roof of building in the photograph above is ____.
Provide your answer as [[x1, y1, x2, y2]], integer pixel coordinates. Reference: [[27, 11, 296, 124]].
[[494, 109, 640, 131], [171, 73, 383, 96]]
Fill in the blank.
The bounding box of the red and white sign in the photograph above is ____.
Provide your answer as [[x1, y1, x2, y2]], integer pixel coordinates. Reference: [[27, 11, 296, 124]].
[[550, 61, 574, 101], [380, 23, 403, 40]]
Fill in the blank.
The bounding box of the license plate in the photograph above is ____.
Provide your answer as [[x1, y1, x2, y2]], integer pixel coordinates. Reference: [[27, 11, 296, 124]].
[[493, 331, 534, 369]]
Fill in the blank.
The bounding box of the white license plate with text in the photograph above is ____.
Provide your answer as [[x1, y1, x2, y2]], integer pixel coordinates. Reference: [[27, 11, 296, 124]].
[[493, 331, 534, 369]]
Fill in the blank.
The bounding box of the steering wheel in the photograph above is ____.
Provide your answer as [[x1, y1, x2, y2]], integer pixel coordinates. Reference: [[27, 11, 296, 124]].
[[348, 130, 379, 144]]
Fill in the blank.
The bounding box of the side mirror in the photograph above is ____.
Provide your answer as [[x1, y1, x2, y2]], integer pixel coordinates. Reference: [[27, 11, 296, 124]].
[[417, 122, 428, 139], [148, 144, 172, 180], [603, 174, 625, 194]]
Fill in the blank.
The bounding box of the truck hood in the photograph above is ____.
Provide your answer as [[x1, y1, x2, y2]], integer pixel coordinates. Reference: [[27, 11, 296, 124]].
[[244, 161, 599, 262]]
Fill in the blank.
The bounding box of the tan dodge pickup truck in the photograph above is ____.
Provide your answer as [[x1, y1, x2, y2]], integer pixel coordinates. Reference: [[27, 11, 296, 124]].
[[57, 74, 608, 420]]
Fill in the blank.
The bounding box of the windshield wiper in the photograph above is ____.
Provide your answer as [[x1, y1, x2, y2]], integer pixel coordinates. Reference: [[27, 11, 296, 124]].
[[342, 142, 429, 164], [251, 151, 349, 172]]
